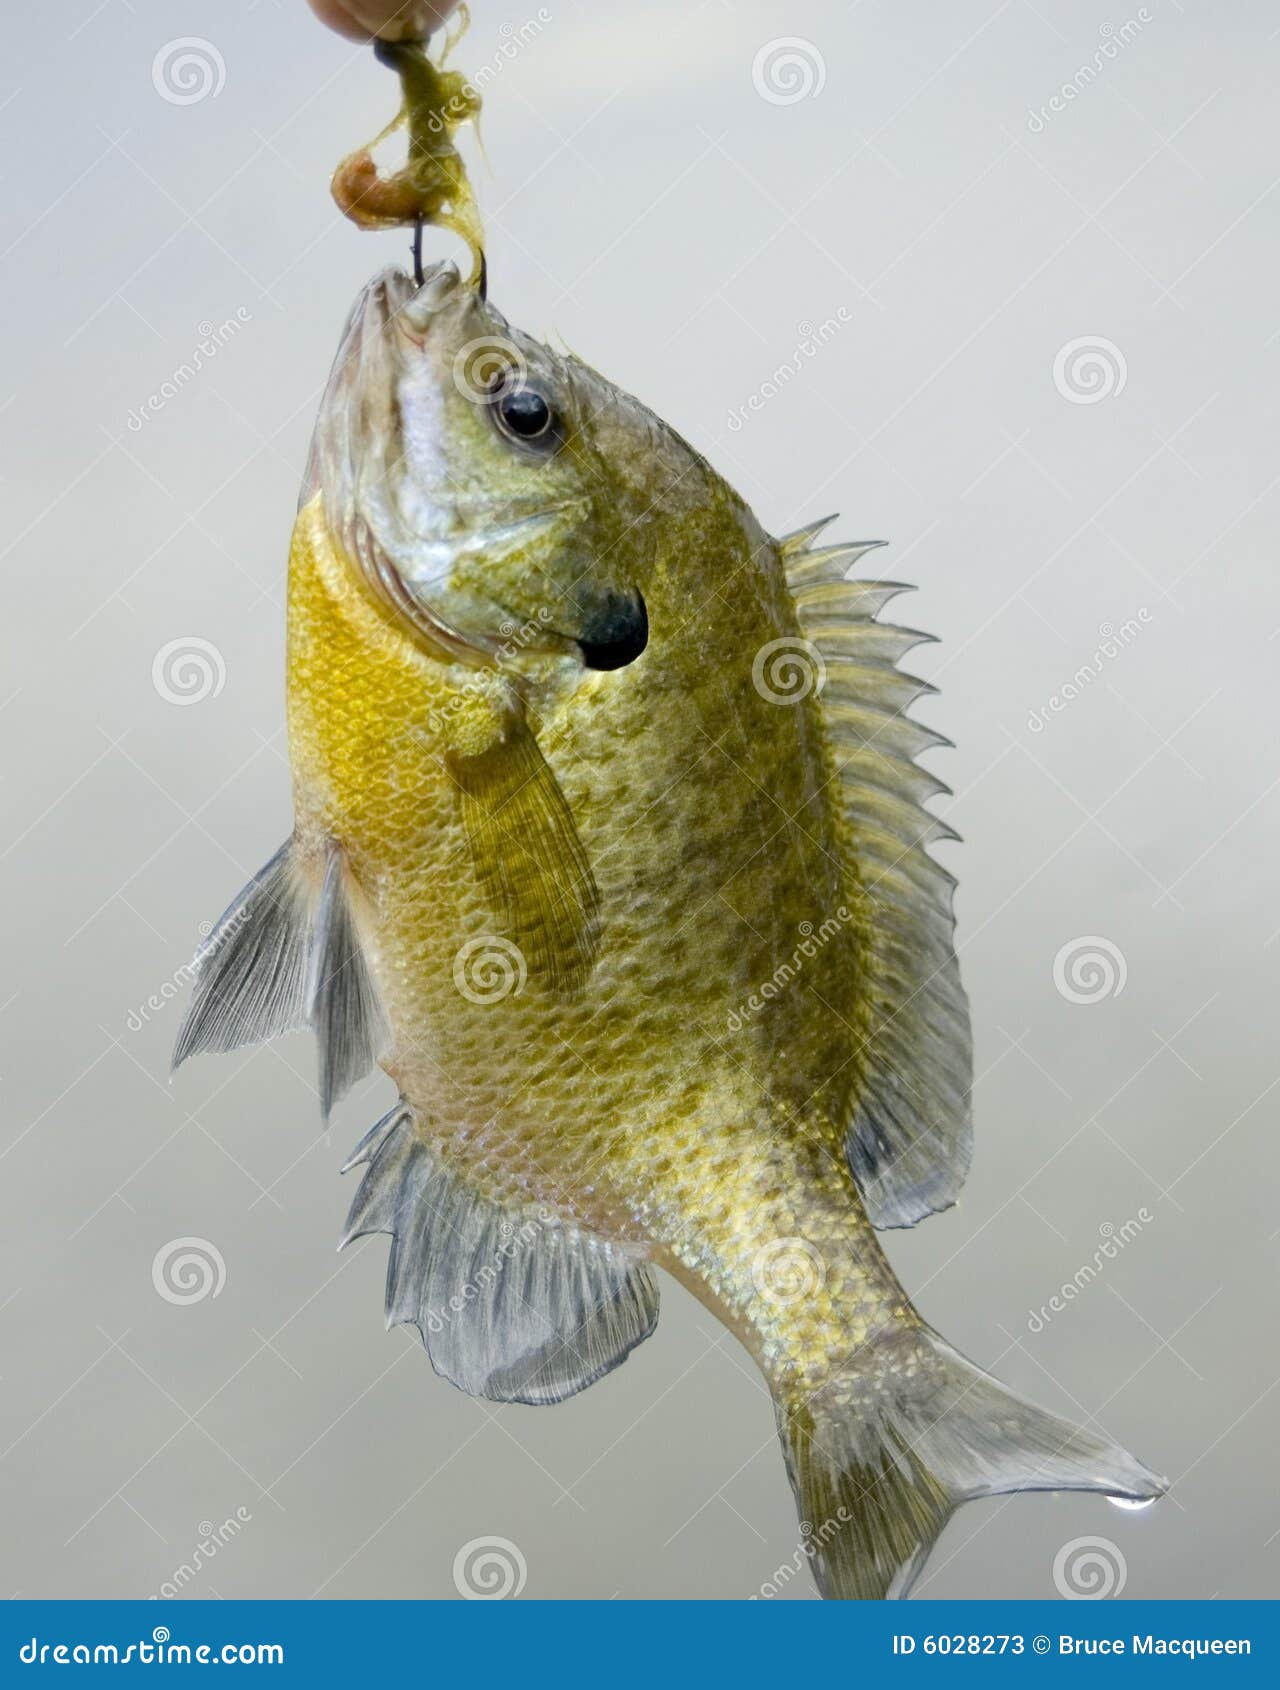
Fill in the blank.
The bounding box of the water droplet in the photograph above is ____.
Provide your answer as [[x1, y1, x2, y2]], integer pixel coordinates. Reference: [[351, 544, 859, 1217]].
[[1108, 1495, 1157, 1512]]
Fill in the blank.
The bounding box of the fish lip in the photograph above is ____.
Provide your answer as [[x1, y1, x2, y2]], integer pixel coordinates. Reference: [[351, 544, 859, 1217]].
[[366, 261, 463, 346]]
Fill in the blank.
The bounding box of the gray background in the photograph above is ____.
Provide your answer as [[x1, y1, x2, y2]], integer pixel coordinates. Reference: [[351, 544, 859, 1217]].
[[0, 0, 1274, 1601]]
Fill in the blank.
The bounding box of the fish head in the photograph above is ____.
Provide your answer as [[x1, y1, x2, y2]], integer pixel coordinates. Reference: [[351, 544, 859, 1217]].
[[307, 262, 735, 672]]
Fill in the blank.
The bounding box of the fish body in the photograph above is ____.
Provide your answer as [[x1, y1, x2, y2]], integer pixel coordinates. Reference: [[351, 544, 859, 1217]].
[[177, 264, 1163, 1597], [287, 480, 898, 1366]]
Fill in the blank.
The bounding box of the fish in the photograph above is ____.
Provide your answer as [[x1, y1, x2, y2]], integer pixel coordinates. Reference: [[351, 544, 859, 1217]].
[[173, 260, 1164, 1600]]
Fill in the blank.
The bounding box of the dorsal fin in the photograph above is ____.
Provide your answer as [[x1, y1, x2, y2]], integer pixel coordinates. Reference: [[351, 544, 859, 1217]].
[[783, 521, 972, 1229], [778, 513, 840, 557]]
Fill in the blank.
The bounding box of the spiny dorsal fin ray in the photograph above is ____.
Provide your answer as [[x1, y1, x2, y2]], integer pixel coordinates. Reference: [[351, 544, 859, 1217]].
[[791, 571, 907, 611], [829, 741, 954, 809], [787, 542, 891, 590], [778, 513, 840, 557], [782, 517, 972, 1230], [341, 1106, 659, 1405], [818, 697, 954, 762], [818, 662, 937, 717], [800, 611, 937, 664]]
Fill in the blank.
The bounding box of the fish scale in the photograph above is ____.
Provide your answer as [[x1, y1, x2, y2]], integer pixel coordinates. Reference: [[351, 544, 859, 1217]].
[[175, 262, 1164, 1599], [288, 491, 858, 1239]]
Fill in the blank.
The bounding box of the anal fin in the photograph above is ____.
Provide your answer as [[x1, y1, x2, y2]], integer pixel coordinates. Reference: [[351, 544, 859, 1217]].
[[341, 1105, 658, 1405]]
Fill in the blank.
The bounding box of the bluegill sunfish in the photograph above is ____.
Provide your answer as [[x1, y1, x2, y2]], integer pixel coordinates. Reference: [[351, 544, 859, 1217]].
[[174, 262, 1163, 1598]]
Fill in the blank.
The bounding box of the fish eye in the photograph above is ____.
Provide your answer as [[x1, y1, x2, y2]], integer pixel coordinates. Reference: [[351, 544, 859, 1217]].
[[488, 375, 560, 452]]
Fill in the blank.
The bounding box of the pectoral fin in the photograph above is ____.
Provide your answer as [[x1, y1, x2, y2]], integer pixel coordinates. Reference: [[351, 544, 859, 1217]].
[[449, 714, 601, 992]]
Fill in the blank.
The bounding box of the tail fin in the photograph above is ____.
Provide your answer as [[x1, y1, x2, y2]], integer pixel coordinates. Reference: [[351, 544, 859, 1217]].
[[775, 1325, 1164, 1600]]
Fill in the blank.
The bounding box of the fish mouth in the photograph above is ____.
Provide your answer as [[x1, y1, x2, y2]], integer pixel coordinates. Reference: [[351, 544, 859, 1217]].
[[336, 268, 633, 675], [336, 264, 534, 667], [370, 261, 465, 341]]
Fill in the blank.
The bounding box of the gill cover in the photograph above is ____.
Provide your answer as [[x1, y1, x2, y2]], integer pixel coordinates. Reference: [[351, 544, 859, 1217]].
[[298, 269, 608, 993]]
